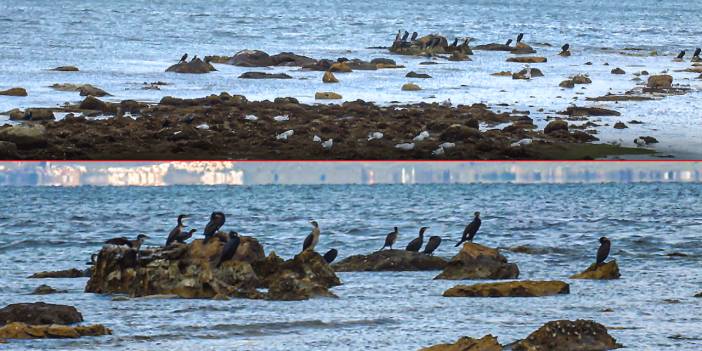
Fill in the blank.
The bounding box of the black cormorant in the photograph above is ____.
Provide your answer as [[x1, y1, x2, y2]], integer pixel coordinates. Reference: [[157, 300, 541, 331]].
[[323, 249, 338, 263], [167, 228, 196, 246], [693, 48, 701, 58], [203, 212, 225, 243], [395, 30, 401, 42], [450, 38, 458, 48], [561, 43, 570, 52], [423, 236, 442, 255], [406, 227, 428, 252], [216, 231, 241, 267], [105, 234, 149, 250], [179, 53, 188, 63], [455, 212, 481, 247], [596, 236, 611, 265], [166, 214, 189, 246], [381, 227, 399, 250], [302, 221, 320, 252], [401, 31, 410, 42], [516, 33, 524, 43], [411, 32, 418, 41], [505, 39, 513, 46], [191, 55, 198, 62], [677, 50, 685, 59]]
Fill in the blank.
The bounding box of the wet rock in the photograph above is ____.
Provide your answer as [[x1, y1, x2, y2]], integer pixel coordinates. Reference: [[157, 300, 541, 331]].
[[491, 71, 512, 77], [79, 96, 108, 112], [587, 95, 654, 102], [611, 67, 626, 74], [511, 42, 536, 54], [572, 74, 592, 84], [511, 319, 622, 351], [636, 136, 658, 144], [322, 71, 339, 83], [443, 280, 569, 297], [370, 58, 396, 66], [345, 59, 377, 70], [78, 85, 110, 97], [262, 250, 341, 300], [238, 72, 292, 79], [0, 303, 83, 326], [570, 260, 621, 279], [329, 62, 352, 73], [474, 43, 513, 51], [166, 58, 216, 74], [613, 122, 627, 129], [559, 80, 575, 88], [0, 87, 28, 97], [544, 120, 568, 134], [420, 335, 503, 351], [434, 243, 519, 280], [270, 52, 316, 67], [9, 108, 55, 121], [0, 124, 47, 148], [315, 92, 342, 100], [448, 52, 471, 61], [50, 66, 79, 72], [647, 74, 673, 88], [0, 322, 111, 339], [31, 285, 60, 295], [402, 83, 422, 91], [406, 71, 432, 79], [332, 250, 447, 272], [559, 50, 571, 57], [694, 292, 702, 298], [226, 50, 275, 67], [561, 106, 621, 117], [440, 124, 480, 142], [506, 56, 546, 63], [512, 68, 543, 79], [29, 268, 91, 278], [0, 141, 18, 159]]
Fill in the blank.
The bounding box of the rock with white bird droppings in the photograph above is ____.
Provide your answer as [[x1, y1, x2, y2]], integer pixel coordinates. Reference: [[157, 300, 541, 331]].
[[196, 123, 210, 130], [276, 130, 294, 140], [432, 147, 445, 156], [438, 142, 456, 149], [395, 143, 415, 151], [413, 131, 430, 141], [273, 115, 289, 122], [368, 132, 384, 141], [313, 135, 322, 143], [510, 138, 532, 147], [244, 114, 258, 121], [321, 139, 333, 150]]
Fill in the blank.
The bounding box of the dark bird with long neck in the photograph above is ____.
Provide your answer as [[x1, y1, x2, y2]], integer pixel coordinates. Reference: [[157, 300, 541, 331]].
[[203, 212, 225, 243], [455, 211, 481, 247], [166, 214, 189, 246], [423, 235, 442, 255], [596, 236, 611, 265], [323, 249, 338, 264], [302, 221, 320, 252], [381, 227, 399, 250], [406, 227, 428, 252], [516, 33, 524, 43], [105, 234, 149, 251], [216, 231, 241, 268], [167, 228, 196, 246], [179, 53, 188, 63]]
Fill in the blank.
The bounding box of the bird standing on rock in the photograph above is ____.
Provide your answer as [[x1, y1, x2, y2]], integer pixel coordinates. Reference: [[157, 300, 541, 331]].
[[455, 212, 481, 247], [204, 212, 226, 243], [676, 50, 685, 60], [179, 53, 188, 63], [596, 237, 611, 265], [411, 32, 418, 42], [105, 234, 149, 250], [505, 39, 513, 46], [516, 33, 524, 43], [381, 227, 399, 250], [406, 227, 428, 252], [302, 221, 321, 252], [395, 30, 402, 42], [166, 214, 189, 246], [692, 48, 701, 59], [167, 228, 196, 246], [191, 55, 199, 62], [323, 249, 338, 264], [449, 38, 458, 48], [561, 43, 570, 52], [401, 31, 410, 42], [423, 236, 442, 255], [216, 231, 241, 268]]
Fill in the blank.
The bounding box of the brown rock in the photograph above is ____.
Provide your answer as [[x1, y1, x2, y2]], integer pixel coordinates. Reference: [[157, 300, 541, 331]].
[[506, 56, 547, 63], [544, 120, 568, 134], [12, 108, 55, 121], [0, 124, 47, 148], [613, 122, 627, 129], [226, 50, 275, 67], [332, 250, 448, 272], [572, 74, 592, 84], [78, 85, 110, 97], [611, 67, 626, 74], [270, 52, 317, 67], [238, 72, 292, 79], [559, 80, 575, 88], [647, 74, 673, 88], [402, 83, 422, 91], [322, 71, 339, 83], [434, 243, 519, 280], [165, 58, 216, 74], [0, 87, 28, 97], [79, 96, 108, 111], [0, 322, 111, 339], [262, 250, 341, 300], [329, 62, 352, 73], [50, 66, 79, 72], [31, 285, 59, 295], [443, 280, 570, 297], [491, 71, 512, 77], [420, 335, 503, 351], [511, 42, 536, 54], [561, 106, 621, 116], [0, 303, 83, 326], [512, 320, 622, 351], [406, 71, 432, 79], [474, 43, 513, 51], [0, 141, 18, 159], [29, 268, 90, 278], [315, 92, 342, 100], [570, 260, 621, 279], [512, 68, 543, 79], [440, 124, 480, 142]]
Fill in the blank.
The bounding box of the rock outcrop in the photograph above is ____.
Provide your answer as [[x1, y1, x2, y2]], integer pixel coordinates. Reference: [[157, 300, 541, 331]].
[[511, 320, 622, 351], [165, 58, 216, 74], [560, 106, 621, 117], [29, 268, 91, 278], [0, 322, 111, 339], [570, 260, 620, 279], [8, 108, 55, 121], [646, 75, 672, 88], [443, 280, 570, 297], [315, 92, 342, 100], [239, 72, 292, 79], [85, 234, 340, 300], [0, 303, 82, 326], [0, 87, 28, 96], [544, 120, 568, 134], [506, 57, 547, 63], [434, 243, 519, 280], [420, 335, 503, 351], [332, 250, 447, 272], [0, 124, 47, 148]]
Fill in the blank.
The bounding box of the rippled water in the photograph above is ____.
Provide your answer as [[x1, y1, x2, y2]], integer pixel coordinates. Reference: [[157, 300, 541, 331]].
[[0, 0, 701, 156], [1, 183, 701, 350]]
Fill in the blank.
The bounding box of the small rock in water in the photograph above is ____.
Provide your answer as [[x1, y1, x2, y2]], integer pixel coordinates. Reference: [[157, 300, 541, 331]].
[[395, 143, 415, 150], [611, 67, 626, 74], [367, 132, 383, 141], [276, 130, 294, 140], [413, 131, 430, 141], [31, 284, 59, 295], [613, 122, 627, 129], [273, 114, 289, 122]]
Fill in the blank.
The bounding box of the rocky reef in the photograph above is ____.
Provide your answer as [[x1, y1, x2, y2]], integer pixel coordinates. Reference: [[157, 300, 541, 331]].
[[0, 322, 111, 339], [570, 260, 621, 279], [390, 34, 471, 56], [85, 234, 341, 301], [510, 319, 622, 350], [420, 335, 502, 351], [332, 250, 447, 272], [0, 302, 110, 341], [434, 243, 519, 280], [165, 58, 216, 74], [442, 280, 570, 298], [29, 267, 91, 278]]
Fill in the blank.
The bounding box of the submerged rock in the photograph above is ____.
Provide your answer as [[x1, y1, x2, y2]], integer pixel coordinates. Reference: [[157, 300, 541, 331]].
[[443, 280, 569, 297], [50, 66, 79, 72], [0, 322, 111, 339], [29, 268, 91, 279], [506, 56, 546, 63], [570, 260, 621, 279], [434, 243, 519, 280], [165, 59, 216, 74], [511, 319, 622, 351], [420, 335, 503, 351], [332, 250, 447, 272], [0, 87, 28, 97], [0, 303, 83, 326]]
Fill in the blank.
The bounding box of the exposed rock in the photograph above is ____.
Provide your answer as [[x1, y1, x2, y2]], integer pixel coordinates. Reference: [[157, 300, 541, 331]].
[[443, 280, 569, 297], [512, 68, 543, 79], [270, 52, 316, 67], [544, 120, 568, 134], [420, 335, 503, 351], [402, 83, 422, 91], [0, 141, 18, 159], [332, 250, 447, 272], [50, 66, 79, 72], [226, 50, 275, 67], [474, 43, 513, 51], [572, 75, 592, 84], [78, 85, 110, 97], [511, 320, 622, 351], [613, 122, 627, 129], [345, 59, 377, 70], [322, 71, 339, 83], [238, 72, 292, 79], [31, 285, 60, 295], [561, 106, 621, 116], [647, 75, 673, 88], [315, 92, 342, 100], [559, 50, 571, 57], [559, 80, 575, 88], [370, 58, 396, 66], [611, 68, 626, 74], [694, 292, 702, 298], [0, 87, 28, 97], [448, 52, 471, 61], [29, 268, 91, 278], [570, 260, 621, 279], [506, 56, 546, 63], [329, 62, 352, 73], [406, 71, 432, 79], [491, 71, 512, 77], [9, 108, 55, 121], [440, 124, 480, 142], [0, 303, 82, 326], [261, 250, 341, 300], [0, 124, 47, 148], [79, 96, 108, 111], [586, 95, 654, 102], [0, 322, 111, 339], [636, 136, 658, 144], [511, 42, 536, 54], [165, 58, 216, 74], [434, 243, 519, 280]]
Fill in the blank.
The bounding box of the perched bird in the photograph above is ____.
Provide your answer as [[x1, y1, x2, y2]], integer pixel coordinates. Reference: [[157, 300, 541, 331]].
[[455, 212, 481, 247], [381, 227, 399, 250], [167, 228, 196, 246], [676, 50, 685, 59], [401, 30, 410, 42], [302, 221, 321, 252], [191, 55, 199, 62], [505, 39, 513, 46], [516, 33, 524, 43], [179, 53, 188, 63], [323, 249, 338, 264], [410, 31, 418, 41], [423, 236, 442, 255], [406, 227, 428, 252], [693, 47, 701, 58], [216, 231, 241, 267], [203, 212, 225, 243], [596, 236, 611, 265], [105, 234, 149, 250], [395, 30, 402, 42], [561, 43, 570, 52], [449, 38, 459, 48], [166, 214, 188, 246]]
